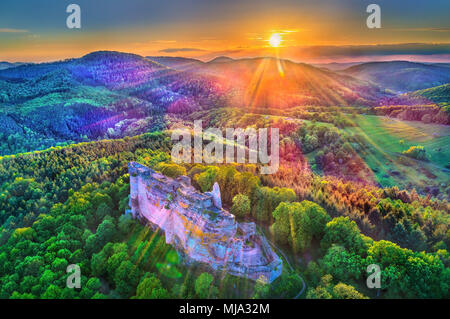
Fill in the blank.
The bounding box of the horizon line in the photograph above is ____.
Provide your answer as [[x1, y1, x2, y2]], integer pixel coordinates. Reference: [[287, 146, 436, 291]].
[[2, 42, 450, 64]]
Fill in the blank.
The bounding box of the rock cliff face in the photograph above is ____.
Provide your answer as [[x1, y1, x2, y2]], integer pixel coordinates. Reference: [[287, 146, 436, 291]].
[[127, 162, 282, 283]]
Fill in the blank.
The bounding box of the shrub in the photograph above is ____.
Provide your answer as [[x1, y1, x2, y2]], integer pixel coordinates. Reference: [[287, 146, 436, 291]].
[[402, 145, 428, 161], [231, 194, 250, 218], [195, 167, 219, 192], [156, 162, 187, 178]]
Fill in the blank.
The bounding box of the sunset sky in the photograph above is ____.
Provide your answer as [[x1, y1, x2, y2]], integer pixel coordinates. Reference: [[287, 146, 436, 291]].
[[1, 0, 449, 63]]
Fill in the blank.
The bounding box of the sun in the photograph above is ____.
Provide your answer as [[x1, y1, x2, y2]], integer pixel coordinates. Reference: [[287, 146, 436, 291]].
[[269, 33, 282, 47]]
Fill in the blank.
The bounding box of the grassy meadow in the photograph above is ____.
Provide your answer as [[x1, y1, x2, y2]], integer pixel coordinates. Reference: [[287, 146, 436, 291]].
[[344, 114, 449, 194]]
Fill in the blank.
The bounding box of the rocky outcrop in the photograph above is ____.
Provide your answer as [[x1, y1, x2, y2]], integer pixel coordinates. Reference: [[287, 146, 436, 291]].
[[127, 162, 282, 283]]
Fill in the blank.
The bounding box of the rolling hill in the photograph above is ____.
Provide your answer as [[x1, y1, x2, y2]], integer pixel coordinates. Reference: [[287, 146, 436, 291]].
[[407, 83, 450, 106], [190, 56, 387, 108], [342, 61, 450, 93], [207, 56, 235, 64], [146, 56, 204, 71], [312, 62, 363, 71], [0, 51, 393, 155], [149, 55, 387, 108], [0, 61, 29, 70], [0, 51, 224, 154]]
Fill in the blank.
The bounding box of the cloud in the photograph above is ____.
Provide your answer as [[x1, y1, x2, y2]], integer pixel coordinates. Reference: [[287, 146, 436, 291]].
[[0, 28, 28, 33], [153, 40, 177, 44], [293, 43, 450, 58], [391, 27, 450, 32], [199, 43, 450, 63], [159, 47, 206, 53]]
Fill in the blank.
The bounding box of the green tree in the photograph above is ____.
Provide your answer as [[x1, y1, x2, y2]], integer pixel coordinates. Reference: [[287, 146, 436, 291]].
[[231, 194, 250, 218], [135, 273, 170, 299], [80, 277, 101, 299], [272, 200, 330, 253], [157, 163, 187, 178], [95, 203, 112, 222], [321, 217, 368, 255], [332, 283, 368, 299], [42, 285, 63, 299], [402, 145, 428, 161], [322, 245, 364, 282], [114, 260, 141, 297], [255, 186, 296, 223], [194, 273, 218, 299], [195, 167, 219, 192]]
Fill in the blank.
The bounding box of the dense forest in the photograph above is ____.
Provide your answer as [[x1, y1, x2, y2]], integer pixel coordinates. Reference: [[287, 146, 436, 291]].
[[0, 130, 448, 299]]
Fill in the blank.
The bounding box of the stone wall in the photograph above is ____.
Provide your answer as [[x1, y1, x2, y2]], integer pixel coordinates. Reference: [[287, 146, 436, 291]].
[[127, 161, 282, 283]]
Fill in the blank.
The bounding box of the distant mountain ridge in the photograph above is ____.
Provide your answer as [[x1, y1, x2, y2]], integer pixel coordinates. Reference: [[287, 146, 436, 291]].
[[207, 56, 235, 63], [342, 61, 450, 93], [0, 51, 236, 154], [0, 61, 30, 70], [146, 56, 204, 71], [189, 56, 388, 108], [0, 51, 168, 89], [3, 50, 441, 155], [313, 62, 363, 71]]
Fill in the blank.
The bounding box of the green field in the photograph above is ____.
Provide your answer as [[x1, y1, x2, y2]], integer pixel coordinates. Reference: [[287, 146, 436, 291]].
[[344, 115, 449, 195]]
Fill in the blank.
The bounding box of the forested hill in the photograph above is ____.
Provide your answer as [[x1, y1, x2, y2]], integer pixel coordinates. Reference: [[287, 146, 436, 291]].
[[186, 56, 388, 108], [407, 83, 450, 106], [1, 51, 448, 158], [342, 61, 450, 93], [0, 51, 392, 156], [0, 51, 228, 155], [0, 62, 29, 70], [146, 56, 204, 71]]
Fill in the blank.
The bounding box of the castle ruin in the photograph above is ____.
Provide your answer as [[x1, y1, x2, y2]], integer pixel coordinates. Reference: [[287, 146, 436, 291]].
[[127, 162, 282, 283]]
